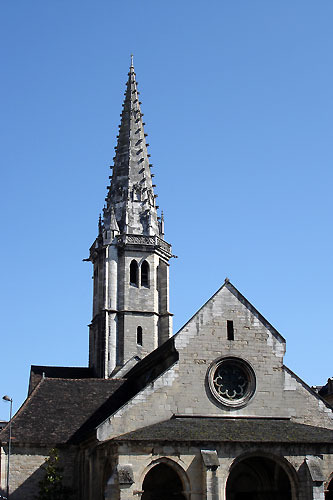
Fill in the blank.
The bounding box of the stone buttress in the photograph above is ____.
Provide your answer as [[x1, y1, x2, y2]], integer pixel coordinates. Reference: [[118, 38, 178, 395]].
[[88, 59, 173, 378]]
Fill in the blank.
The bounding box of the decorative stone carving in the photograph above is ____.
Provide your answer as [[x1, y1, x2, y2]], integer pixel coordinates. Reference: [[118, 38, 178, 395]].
[[116, 234, 171, 253], [126, 235, 155, 245], [118, 464, 134, 485]]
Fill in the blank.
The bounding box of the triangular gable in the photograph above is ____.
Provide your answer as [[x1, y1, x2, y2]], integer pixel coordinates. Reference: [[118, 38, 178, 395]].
[[94, 279, 332, 441], [172, 279, 285, 345]]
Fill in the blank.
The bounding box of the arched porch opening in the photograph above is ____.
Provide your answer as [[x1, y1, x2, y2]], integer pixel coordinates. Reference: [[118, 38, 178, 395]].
[[226, 455, 294, 500], [141, 462, 186, 500]]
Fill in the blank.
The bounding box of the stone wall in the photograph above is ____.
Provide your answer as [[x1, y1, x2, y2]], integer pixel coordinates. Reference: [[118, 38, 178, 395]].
[[0, 445, 77, 500]]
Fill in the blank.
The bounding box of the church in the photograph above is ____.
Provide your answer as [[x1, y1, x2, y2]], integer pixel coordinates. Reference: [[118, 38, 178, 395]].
[[1, 60, 333, 500]]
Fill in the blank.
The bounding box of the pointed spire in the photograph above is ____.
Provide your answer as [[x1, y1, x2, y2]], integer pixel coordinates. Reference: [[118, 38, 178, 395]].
[[103, 61, 160, 236]]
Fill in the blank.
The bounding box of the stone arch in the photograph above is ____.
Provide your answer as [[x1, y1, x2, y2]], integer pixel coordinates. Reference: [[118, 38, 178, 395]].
[[226, 451, 298, 500], [140, 457, 190, 500], [325, 474, 333, 499]]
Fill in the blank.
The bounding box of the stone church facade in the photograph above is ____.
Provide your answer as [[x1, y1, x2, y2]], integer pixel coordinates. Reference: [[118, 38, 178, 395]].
[[1, 61, 333, 500]]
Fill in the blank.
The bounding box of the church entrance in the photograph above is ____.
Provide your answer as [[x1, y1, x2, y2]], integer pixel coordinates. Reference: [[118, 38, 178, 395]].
[[141, 463, 186, 500], [226, 456, 293, 500]]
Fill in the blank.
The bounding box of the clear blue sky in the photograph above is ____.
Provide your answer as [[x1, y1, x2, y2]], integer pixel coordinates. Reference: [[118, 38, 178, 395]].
[[1, 0, 332, 420]]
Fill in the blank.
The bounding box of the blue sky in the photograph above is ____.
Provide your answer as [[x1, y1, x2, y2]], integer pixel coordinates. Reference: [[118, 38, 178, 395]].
[[1, 0, 332, 419]]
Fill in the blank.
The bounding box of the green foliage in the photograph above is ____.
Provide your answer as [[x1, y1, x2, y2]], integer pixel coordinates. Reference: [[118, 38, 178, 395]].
[[35, 448, 73, 500]]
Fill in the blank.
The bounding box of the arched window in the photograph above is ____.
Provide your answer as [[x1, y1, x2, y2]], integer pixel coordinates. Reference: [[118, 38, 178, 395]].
[[137, 326, 143, 346], [130, 260, 138, 286], [141, 260, 149, 287]]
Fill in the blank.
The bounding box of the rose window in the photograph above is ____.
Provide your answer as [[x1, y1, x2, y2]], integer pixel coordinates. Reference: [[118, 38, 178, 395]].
[[208, 357, 256, 408]]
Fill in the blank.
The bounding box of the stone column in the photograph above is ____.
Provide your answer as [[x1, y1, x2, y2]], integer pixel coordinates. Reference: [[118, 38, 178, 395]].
[[201, 450, 220, 500]]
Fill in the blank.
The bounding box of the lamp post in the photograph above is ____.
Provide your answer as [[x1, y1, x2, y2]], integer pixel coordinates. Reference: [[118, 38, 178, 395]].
[[2, 396, 12, 500]]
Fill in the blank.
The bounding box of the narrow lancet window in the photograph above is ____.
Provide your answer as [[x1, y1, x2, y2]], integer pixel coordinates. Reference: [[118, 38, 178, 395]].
[[141, 260, 149, 287], [227, 320, 234, 340], [130, 260, 139, 286], [137, 326, 143, 346]]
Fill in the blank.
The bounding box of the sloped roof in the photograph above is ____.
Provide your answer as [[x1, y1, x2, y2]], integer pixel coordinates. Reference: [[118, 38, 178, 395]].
[[69, 338, 179, 443], [29, 365, 95, 394], [115, 417, 333, 444], [0, 378, 123, 445]]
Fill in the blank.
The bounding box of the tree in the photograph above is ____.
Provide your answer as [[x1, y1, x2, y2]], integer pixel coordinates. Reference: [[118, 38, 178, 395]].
[[35, 448, 73, 500]]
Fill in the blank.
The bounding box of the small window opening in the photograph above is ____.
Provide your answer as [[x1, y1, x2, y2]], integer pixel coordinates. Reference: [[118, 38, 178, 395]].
[[130, 260, 139, 286], [227, 320, 234, 340], [141, 260, 149, 287], [137, 326, 143, 346], [156, 265, 159, 290]]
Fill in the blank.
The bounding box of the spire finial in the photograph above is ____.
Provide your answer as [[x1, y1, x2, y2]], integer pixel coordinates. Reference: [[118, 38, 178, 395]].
[[130, 54, 134, 68]]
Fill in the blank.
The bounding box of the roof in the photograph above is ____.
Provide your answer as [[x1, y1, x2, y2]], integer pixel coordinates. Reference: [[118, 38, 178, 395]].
[[29, 365, 95, 394], [1, 339, 179, 446], [69, 338, 179, 443], [115, 417, 333, 444], [0, 378, 123, 445]]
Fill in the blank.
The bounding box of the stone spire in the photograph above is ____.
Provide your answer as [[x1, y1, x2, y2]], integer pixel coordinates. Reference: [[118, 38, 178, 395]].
[[103, 58, 160, 237], [88, 60, 173, 378]]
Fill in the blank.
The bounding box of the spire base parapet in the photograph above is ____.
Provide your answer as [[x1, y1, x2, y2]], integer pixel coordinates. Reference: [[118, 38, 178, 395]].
[[116, 233, 172, 258]]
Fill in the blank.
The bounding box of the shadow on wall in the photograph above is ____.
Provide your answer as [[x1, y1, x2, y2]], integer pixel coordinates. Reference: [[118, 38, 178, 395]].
[[8, 464, 45, 500]]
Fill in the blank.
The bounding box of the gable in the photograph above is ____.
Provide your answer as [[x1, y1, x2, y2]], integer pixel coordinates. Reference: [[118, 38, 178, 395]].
[[172, 280, 286, 361], [94, 281, 332, 441]]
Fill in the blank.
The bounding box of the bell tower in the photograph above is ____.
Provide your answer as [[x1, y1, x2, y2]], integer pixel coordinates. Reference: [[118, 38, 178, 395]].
[[88, 58, 173, 378]]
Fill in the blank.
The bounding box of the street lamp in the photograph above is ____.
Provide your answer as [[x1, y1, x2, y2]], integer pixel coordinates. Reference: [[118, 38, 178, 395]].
[[2, 396, 12, 500]]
